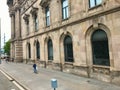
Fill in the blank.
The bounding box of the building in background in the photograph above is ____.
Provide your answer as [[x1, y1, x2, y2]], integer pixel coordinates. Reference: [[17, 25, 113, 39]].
[[7, 0, 120, 85]]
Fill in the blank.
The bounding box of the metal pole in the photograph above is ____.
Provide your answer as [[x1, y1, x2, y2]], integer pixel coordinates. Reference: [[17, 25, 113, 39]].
[[3, 33, 5, 56], [0, 18, 1, 64]]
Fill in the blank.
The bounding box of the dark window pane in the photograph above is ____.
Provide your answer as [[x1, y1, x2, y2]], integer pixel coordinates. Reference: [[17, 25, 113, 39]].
[[36, 41, 40, 59], [91, 30, 110, 66], [28, 43, 31, 58], [48, 39, 53, 60], [64, 35, 74, 62]]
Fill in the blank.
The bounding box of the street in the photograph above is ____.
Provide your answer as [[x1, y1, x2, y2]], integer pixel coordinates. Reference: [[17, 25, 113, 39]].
[[0, 70, 20, 90], [0, 60, 120, 90]]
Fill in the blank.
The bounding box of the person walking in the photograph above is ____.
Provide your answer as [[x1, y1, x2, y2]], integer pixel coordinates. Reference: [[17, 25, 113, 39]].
[[33, 63, 38, 73], [5, 57, 9, 63]]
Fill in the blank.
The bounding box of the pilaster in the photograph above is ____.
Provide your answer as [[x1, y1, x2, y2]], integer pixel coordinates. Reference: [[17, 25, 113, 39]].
[[10, 13, 15, 39], [15, 7, 21, 39]]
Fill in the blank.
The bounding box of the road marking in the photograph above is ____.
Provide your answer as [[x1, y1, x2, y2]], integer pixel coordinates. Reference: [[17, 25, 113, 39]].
[[0, 70, 13, 81], [12, 81, 25, 90], [0, 69, 26, 90]]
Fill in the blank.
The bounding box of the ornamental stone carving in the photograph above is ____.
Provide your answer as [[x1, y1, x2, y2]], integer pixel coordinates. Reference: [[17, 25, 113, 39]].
[[21, 0, 37, 14], [7, 0, 13, 6], [40, 0, 51, 7], [23, 14, 30, 22], [30, 7, 38, 16]]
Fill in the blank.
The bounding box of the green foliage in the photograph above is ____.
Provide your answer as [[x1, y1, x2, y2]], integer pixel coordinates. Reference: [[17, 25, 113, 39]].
[[4, 40, 10, 55]]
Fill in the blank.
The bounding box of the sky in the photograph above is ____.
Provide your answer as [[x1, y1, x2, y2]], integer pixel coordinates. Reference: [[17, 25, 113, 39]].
[[0, 0, 11, 48]]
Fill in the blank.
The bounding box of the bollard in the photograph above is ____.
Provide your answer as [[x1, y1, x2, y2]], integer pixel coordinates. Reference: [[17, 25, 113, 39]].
[[51, 79, 58, 90]]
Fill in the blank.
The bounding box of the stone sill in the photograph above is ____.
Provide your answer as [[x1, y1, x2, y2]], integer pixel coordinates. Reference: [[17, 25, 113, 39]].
[[93, 65, 110, 69]]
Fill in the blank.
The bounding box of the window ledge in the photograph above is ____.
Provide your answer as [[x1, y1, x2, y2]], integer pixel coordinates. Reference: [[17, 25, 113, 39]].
[[46, 25, 50, 28], [62, 17, 69, 21], [35, 30, 39, 32], [93, 65, 110, 69], [64, 62, 73, 65]]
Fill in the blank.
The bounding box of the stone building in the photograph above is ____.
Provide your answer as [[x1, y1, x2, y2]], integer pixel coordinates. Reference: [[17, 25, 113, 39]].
[[7, 0, 120, 85]]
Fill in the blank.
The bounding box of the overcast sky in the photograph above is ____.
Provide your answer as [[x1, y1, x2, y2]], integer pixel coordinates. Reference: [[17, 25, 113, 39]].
[[0, 0, 11, 48]]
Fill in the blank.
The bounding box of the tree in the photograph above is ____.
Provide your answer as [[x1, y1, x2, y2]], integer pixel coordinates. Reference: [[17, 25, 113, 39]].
[[4, 40, 10, 55]]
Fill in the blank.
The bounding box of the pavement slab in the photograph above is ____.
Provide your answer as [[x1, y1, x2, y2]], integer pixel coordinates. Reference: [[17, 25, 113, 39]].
[[0, 61, 120, 90]]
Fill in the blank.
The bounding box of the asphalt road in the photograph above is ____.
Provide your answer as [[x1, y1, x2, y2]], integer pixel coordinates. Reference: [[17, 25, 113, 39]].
[[0, 71, 20, 90]]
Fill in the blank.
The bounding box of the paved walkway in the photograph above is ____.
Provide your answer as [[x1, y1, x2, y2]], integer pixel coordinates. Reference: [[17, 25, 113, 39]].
[[0, 61, 120, 90]]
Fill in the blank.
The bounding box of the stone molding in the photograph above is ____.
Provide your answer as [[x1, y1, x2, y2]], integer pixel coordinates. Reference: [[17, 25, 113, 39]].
[[14, 3, 21, 11], [23, 14, 30, 22], [21, 0, 37, 14], [7, 0, 13, 6], [9, 10, 15, 17], [30, 7, 38, 16], [18, 0, 24, 5], [40, 0, 51, 7]]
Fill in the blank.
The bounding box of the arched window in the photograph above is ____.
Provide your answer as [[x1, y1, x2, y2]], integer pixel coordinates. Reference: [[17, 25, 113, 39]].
[[91, 29, 110, 66], [36, 41, 40, 59], [64, 35, 74, 62], [28, 43, 31, 58], [47, 39, 53, 60]]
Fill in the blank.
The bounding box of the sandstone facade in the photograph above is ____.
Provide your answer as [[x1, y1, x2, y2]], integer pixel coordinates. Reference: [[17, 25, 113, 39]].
[[7, 0, 120, 85]]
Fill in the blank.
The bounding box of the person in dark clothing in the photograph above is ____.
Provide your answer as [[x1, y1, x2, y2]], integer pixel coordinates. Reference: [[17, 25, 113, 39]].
[[5, 57, 9, 63], [33, 63, 37, 73]]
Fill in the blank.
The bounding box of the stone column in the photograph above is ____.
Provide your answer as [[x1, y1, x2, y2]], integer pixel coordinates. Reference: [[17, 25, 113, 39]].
[[10, 14, 15, 39], [10, 11, 15, 59], [13, 5, 23, 62], [15, 8, 21, 38]]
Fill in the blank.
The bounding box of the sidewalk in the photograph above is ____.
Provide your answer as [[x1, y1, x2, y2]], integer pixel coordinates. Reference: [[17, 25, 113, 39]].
[[0, 61, 120, 90]]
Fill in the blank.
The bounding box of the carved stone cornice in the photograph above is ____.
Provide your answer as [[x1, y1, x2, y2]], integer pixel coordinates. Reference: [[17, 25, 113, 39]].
[[14, 4, 21, 11], [21, 0, 37, 15], [40, 0, 51, 7], [18, 0, 24, 5], [7, 0, 13, 5], [9, 7, 15, 17], [10, 11, 15, 17], [7, 0, 13, 7], [30, 7, 38, 16]]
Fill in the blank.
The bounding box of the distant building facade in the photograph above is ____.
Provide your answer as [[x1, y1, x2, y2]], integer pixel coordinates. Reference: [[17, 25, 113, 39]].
[[7, 0, 120, 85]]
